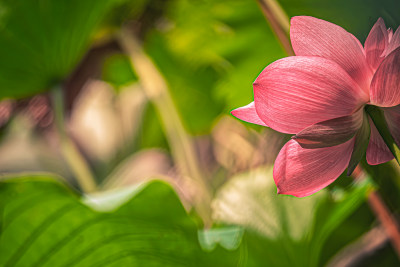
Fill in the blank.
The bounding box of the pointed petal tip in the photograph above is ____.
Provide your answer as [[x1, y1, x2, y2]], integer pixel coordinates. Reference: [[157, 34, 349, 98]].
[[275, 184, 289, 196], [365, 17, 389, 70], [275, 178, 315, 198], [230, 109, 239, 118], [230, 102, 268, 127], [346, 167, 354, 176], [275, 185, 313, 198], [370, 47, 400, 107], [384, 25, 400, 56], [373, 17, 386, 31], [276, 187, 281, 195], [230, 105, 246, 117]]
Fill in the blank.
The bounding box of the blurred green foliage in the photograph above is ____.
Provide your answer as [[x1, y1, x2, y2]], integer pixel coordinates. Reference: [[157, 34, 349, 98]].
[[0, 0, 122, 99], [0, 171, 372, 267], [279, 0, 400, 41], [0, 0, 400, 266], [211, 168, 373, 266], [102, 53, 138, 91], [144, 0, 286, 134], [0, 176, 237, 266]]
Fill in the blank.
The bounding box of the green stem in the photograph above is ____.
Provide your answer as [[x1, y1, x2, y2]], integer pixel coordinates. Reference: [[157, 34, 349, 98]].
[[366, 105, 400, 165], [118, 29, 213, 226], [52, 85, 97, 193]]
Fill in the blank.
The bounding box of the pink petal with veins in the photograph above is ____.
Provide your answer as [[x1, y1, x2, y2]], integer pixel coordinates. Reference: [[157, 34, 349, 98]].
[[388, 28, 393, 43], [364, 18, 388, 70], [253, 56, 368, 134], [290, 16, 372, 91], [366, 118, 394, 165], [231, 101, 267, 126], [293, 109, 363, 148], [385, 26, 400, 56], [273, 139, 354, 197], [370, 47, 400, 107]]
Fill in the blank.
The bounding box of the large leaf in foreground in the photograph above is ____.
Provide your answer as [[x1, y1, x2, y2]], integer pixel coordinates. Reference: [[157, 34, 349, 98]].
[[0, 175, 238, 267], [0, 172, 374, 267], [212, 168, 372, 266], [0, 0, 119, 99]]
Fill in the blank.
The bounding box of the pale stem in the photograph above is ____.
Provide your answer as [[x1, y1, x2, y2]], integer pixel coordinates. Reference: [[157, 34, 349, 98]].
[[367, 191, 400, 258], [352, 166, 400, 259], [52, 85, 97, 193], [117, 29, 212, 226], [257, 0, 294, 56]]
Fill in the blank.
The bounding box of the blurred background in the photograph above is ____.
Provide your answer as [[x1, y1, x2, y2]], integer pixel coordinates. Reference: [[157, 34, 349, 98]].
[[0, 0, 400, 266]]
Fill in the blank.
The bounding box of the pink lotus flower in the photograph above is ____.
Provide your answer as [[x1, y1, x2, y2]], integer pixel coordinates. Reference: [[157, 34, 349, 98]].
[[232, 16, 400, 197]]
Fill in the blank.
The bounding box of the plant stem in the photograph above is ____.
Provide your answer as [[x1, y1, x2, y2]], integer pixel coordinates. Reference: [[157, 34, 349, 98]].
[[365, 105, 400, 165], [361, 106, 400, 259], [118, 28, 213, 226], [367, 191, 400, 258], [257, 0, 294, 56], [352, 166, 400, 259], [52, 85, 97, 193]]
